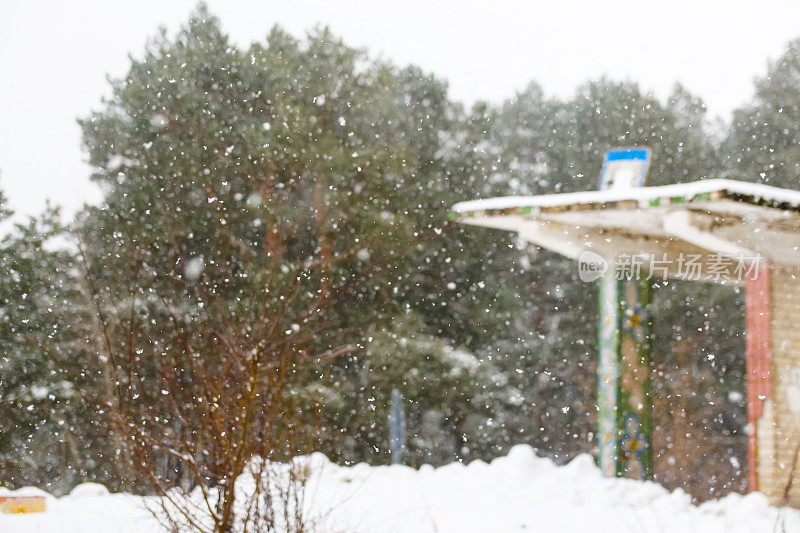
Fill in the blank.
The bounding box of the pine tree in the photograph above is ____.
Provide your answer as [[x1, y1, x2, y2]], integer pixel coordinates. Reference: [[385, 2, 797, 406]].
[[725, 37, 800, 190], [0, 185, 108, 494]]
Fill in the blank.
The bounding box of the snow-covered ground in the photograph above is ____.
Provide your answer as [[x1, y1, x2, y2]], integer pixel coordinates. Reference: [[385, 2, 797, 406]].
[[3, 445, 800, 532]]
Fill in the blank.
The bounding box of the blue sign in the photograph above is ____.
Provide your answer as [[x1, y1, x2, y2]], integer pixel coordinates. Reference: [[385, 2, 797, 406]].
[[599, 147, 651, 191]]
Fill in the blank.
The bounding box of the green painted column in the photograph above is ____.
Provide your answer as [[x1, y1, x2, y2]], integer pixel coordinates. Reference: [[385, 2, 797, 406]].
[[597, 274, 653, 480], [616, 278, 653, 480]]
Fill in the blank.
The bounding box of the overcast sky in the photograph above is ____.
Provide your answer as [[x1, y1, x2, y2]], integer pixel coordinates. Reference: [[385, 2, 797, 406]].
[[3, 0, 800, 221]]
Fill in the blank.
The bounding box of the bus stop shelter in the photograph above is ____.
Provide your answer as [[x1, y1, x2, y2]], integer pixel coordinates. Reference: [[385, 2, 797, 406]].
[[451, 178, 800, 504]]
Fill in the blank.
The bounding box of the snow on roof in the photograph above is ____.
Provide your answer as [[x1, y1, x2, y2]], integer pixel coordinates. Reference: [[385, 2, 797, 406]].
[[450, 179, 800, 216]]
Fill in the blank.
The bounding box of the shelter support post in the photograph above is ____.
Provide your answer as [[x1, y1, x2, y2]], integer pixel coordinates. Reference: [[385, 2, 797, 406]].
[[597, 270, 620, 476], [745, 261, 771, 493], [597, 270, 653, 480]]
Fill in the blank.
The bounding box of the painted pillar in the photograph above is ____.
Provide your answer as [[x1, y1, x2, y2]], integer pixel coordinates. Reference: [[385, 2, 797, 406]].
[[597, 273, 653, 480], [597, 270, 621, 476], [617, 278, 653, 480], [744, 261, 771, 492]]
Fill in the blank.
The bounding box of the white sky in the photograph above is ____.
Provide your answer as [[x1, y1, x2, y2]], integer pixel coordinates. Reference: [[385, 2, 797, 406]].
[[3, 0, 800, 221]]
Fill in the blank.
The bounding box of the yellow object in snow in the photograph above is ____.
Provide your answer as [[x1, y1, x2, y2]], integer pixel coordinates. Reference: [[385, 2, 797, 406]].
[[0, 496, 46, 514]]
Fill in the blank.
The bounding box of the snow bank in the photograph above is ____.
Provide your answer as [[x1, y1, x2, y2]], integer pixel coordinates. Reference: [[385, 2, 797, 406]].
[[3, 445, 799, 532]]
